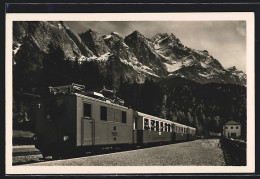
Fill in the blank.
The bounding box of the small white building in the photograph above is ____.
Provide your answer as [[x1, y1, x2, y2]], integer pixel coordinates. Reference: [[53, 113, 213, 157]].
[[223, 120, 241, 138]]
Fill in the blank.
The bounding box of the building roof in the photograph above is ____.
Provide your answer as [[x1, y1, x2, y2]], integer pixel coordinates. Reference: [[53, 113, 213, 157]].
[[225, 120, 240, 125]]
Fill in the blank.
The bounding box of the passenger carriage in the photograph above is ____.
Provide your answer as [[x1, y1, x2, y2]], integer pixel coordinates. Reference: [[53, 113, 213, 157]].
[[135, 112, 173, 145], [172, 122, 189, 141], [187, 126, 196, 140]]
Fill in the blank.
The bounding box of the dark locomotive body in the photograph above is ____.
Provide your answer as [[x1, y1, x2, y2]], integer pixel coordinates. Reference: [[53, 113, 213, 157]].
[[34, 84, 196, 158]]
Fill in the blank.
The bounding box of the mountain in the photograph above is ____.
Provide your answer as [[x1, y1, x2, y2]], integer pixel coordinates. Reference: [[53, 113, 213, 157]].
[[12, 21, 246, 87], [150, 33, 246, 85], [79, 29, 110, 56], [124, 30, 168, 76]]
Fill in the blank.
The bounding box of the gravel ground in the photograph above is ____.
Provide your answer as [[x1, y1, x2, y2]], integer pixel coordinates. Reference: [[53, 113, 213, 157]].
[[25, 139, 226, 166], [12, 154, 50, 166], [12, 145, 51, 165]]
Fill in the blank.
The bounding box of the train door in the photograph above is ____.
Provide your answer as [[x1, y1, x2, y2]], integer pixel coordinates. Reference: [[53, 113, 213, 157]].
[[81, 102, 95, 146]]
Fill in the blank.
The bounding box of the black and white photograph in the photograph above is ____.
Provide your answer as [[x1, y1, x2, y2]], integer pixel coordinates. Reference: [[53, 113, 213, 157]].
[[5, 13, 255, 174]]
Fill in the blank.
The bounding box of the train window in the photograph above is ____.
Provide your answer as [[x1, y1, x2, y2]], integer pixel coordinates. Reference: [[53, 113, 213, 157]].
[[151, 120, 155, 131], [160, 122, 164, 131], [168, 124, 171, 132], [122, 111, 126, 123], [165, 123, 168, 132], [144, 118, 149, 130], [84, 103, 91, 118], [100, 106, 107, 121], [156, 121, 159, 131]]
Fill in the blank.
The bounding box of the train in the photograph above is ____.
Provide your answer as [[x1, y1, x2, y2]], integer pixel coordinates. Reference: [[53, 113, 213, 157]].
[[33, 84, 196, 159]]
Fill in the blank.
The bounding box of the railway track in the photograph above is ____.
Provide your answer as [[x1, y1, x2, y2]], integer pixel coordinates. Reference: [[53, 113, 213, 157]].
[[12, 143, 166, 166], [13, 151, 42, 157], [12, 145, 139, 165]]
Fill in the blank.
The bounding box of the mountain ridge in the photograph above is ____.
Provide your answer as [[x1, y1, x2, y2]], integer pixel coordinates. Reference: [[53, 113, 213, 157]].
[[13, 21, 246, 86]]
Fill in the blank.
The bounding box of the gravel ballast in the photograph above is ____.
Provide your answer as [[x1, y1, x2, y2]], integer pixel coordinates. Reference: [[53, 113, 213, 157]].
[[23, 139, 225, 166]]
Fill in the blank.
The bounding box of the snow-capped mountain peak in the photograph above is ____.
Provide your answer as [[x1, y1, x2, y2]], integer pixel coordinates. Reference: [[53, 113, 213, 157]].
[[12, 21, 246, 86]]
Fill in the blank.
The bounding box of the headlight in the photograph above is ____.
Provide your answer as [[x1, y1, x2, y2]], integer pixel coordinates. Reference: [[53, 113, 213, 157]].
[[63, 136, 69, 141]]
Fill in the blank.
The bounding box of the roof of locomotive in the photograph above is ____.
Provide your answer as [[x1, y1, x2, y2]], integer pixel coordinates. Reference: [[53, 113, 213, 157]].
[[74, 92, 131, 110]]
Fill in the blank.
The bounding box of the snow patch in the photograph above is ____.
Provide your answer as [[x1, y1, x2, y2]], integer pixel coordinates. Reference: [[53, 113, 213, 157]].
[[214, 68, 226, 74], [204, 58, 213, 65], [122, 42, 129, 49], [94, 52, 111, 62], [182, 59, 193, 66], [119, 58, 159, 77], [154, 43, 161, 50], [164, 62, 182, 72], [198, 73, 213, 79], [13, 43, 22, 55], [200, 62, 208, 68], [58, 23, 63, 30], [104, 35, 112, 39], [112, 32, 120, 35]]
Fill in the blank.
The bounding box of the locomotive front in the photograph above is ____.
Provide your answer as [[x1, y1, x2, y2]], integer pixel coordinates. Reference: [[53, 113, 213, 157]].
[[33, 84, 82, 159], [34, 96, 70, 158]]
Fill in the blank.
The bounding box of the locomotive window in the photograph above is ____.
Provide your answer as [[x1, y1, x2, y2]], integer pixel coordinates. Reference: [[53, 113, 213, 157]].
[[100, 106, 107, 121], [122, 111, 127, 123], [144, 118, 149, 130], [156, 121, 159, 131], [160, 122, 164, 131], [151, 120, 155, 131], [84, 103, 91, 118]]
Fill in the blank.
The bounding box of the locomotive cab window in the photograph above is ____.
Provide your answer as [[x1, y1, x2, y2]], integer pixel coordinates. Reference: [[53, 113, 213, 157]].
[[100, 106, 107, 121], [122, 111, 127, 123], [84, 103, 91, 118]]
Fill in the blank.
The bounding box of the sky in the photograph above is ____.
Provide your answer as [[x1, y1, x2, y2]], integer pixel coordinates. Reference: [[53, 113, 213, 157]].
[[65, 21, 246, 72]]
